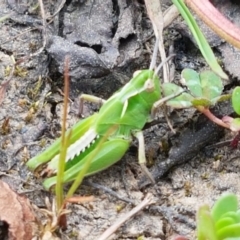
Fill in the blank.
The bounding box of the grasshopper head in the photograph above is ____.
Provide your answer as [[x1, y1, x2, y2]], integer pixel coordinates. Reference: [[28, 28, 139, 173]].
[[133, 70, 155, 92], [144, 78, 155, 92], [132, 69, 161, 107]]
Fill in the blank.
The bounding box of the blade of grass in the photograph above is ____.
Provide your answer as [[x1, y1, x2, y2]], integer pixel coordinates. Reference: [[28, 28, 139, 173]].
[[172, 0, 228, 80]]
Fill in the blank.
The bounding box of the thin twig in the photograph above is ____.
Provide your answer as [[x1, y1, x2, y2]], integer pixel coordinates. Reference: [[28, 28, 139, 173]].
[[98, 193, 155, 240], [88, 0, 95, 18], [30, 0, 47, 58], [0, 172, 43, 190], [0, 27, 39, 45], [48, 0, 66, 19], [163, 4, 179, 28]]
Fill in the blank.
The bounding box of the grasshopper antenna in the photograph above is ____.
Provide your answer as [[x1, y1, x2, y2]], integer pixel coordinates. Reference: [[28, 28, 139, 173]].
[[149, 38, 159, 71], [154, 54, 175, 78]]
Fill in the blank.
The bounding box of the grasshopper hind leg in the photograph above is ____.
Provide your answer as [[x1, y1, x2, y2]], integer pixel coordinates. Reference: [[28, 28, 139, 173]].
[[134, 131, 155, 185]]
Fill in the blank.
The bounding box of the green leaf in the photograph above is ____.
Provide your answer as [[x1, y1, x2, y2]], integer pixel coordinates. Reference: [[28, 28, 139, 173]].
[[166, 93, 193, 108], [218, 94, 231, 102], [200, 71, 223, 100], [191, 98, 212, 107], [221, 212, 240, 224], [162, 82, 193, 108], [181, 68, 202, 97], [197, 205, 218, 240], [211, 193, 238, 223], [216, 217, 237, 232], [217, 223, 240, 239], [232, 86, 240, 115], [172, 0, 228, 79], [181, 69, 223, 106]]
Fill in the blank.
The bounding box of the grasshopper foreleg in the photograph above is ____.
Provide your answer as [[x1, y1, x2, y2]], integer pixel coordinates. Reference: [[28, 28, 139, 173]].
[[134, 131, 155, 185], [79, 94, 106, 116], [151, 89, 185, 117]]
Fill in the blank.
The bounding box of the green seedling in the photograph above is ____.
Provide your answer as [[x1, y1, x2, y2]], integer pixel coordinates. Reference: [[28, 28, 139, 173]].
[[163, 68, 223, 108], [221, 86, 240, 133], [26, 42, 178, 190], [230, 87, 240, 144], [163, 69, 240, 148], [232, 87, 240, 115], [197, 193, 240, 240], [221, 86, 240, 147], [162, 68, 232, 129], [165, 70, 240, 148]]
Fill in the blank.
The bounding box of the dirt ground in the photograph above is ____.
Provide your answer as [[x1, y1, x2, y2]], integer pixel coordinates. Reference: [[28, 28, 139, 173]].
[[0, 0, 240, 239]]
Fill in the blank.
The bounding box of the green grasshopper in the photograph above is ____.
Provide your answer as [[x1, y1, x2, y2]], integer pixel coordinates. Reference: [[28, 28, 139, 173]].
[[27, 43, 175, 190]]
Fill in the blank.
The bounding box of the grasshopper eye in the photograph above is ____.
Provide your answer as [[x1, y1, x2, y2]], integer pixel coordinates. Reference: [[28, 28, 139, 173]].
[[133, 70, 142, 78], [144, 79, 154, 92]]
